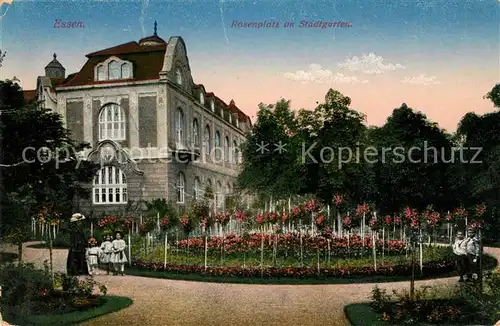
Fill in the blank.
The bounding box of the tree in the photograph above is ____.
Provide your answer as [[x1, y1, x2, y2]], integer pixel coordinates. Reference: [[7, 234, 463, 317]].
[[485, 84, 500, 108], [297, 89, 370, 204], [366, 103, 454, 213], [0, 79, 99, 238], [453, 85, 500, 240], [238, 99, 304, 199]]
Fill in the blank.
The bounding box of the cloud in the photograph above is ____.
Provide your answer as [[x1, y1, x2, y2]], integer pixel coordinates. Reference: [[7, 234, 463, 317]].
[[338, 53, 405, 74], [401, 73, 441, 86], [284, 64, 368, 84]]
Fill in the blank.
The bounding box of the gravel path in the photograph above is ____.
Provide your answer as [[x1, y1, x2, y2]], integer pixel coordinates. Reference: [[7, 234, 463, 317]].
[[2, 242, 499, 326]]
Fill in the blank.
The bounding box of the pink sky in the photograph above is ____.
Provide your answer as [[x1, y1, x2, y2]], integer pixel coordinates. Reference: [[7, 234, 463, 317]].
[[8, 58, 497, 133]]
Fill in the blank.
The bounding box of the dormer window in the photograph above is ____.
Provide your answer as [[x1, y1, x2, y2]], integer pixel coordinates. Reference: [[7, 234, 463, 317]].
[[229, 114, 232, 124], [175, 68, 183, 85], [121, 63, 131, 79], [236, 119, 239, 128], [108, 61, 121, 80], [95, 57, 134, 81], [210, 100, 215, 112], [220, 108, 224, 117], [199, 92, 204, 105], [97, 66, 105, 81]]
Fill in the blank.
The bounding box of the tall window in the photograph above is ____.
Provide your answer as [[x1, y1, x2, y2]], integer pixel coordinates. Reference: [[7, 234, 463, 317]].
[[99, 104, 126, 141], [121, 63, 131, 79], [108, 61, 121, 80], [177, 172, 185, 203], [175, 68, 183, 85], [224, 136, 229, 162], [204, 125, 211, 154], [216, 181, 223, 208], [210, 100, 215, 112], [97, 66, 105, 81], [93, 166, 127, 204], [192, 118, 200, 146], [199, 92, 204, 105], [232, 140, 238, 164], [215, 131, 221, 160], [175, 108, 184, 147], [193, 177, 201, 200]]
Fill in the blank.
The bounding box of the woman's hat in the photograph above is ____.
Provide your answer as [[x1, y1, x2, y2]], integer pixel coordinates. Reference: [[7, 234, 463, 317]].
[[70, 213, 86, 222], [88, 237, 97, 245], [114, 230, 122, 236]]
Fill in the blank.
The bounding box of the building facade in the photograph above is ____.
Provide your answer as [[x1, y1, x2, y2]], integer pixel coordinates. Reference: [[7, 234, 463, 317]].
[[24, 26, 251, 214]]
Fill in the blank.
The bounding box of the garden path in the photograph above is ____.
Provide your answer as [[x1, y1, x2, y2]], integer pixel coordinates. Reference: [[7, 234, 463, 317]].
[[2, 242, 500, 326]]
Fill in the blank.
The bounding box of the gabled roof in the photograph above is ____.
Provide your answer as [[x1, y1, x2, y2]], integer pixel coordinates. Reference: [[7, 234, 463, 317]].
[[86, 41, 166, 58], [23, 90, 36, 103]]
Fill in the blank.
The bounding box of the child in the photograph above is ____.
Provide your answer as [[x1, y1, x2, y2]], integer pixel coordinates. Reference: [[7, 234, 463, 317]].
[[110, 231, 127, 276], [100, 234, 113, 275], [86, 237, 103, 276]]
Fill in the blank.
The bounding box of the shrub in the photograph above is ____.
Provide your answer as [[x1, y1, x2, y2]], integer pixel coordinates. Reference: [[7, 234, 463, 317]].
[[0, 263, 108, 318], [370, 285, 472, 325], [0, 262, 52, 308], [458, 269, 500, 323]]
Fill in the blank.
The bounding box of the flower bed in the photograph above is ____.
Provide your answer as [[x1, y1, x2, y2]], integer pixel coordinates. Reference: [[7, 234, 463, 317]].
[[176, 233, 406, 257], [131, 258, 456, 279]]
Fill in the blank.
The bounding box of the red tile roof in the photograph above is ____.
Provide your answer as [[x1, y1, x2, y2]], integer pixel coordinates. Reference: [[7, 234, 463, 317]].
[[23, 90, 36, 102], [57, 36, 251, 123]]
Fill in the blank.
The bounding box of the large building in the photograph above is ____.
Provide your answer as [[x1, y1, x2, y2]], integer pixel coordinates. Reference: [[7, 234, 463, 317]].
[[23, 23, 251, 214]]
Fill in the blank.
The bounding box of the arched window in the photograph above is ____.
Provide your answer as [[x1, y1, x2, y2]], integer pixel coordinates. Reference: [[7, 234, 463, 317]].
[[97, 65, 105, 81], [224, 136, 229, 162], [232, 140, 238, 164], [192, 118, 200, 146], [175, 108, 184, 147], [199, 92, 204, 105], [210, 100, 215, 112], [93, 166, 127, 204], [99, 103, 126, 141], [108, 60, 121, 80], [204, 125, 211, 155], [194, 177, 201, 200], [215, 131, 221, 160], [121, 63, 131, 79], [175, 68, 183, 85], [226, 182, 231, 198], [216, 181, 223, 208], [177, 172, 186, 203]]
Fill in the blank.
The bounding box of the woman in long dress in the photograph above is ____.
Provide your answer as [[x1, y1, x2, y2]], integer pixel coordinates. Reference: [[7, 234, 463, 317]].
[[66, 213, 89, 276], [110, 231, 127, 276]]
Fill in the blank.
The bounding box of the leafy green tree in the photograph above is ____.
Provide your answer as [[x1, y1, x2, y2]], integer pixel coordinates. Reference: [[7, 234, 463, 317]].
[[0, 80, 99, 238], [238, 99, 304, 199], [367, 103, 454, 213]]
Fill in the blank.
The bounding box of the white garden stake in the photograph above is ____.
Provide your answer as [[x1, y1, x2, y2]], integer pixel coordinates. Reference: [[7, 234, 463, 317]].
[[419, 227, 423, 274], [164, 232, 168, 268], [128, 233, 132, 267], [362, 212, 366, 249], [372, 230, 377, 271], [204, 233, 208, 271]]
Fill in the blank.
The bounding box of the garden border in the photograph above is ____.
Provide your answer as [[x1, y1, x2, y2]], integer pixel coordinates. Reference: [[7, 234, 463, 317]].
[[123, 254, 497, 285], [344, 302, 389, 326], [3, 295, 133, 325]]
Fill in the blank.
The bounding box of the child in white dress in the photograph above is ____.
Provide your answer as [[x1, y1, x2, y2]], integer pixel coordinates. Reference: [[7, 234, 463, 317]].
[[110, 231, 127, 276], [100, 234, 113, 275], [86, 238, 103, 276]]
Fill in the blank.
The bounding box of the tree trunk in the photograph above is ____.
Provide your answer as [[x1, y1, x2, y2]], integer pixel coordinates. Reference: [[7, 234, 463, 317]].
[[17, 242, 23, 265], [410, 241, 416, 301], [372, 231, 377, 271], [49, 231, 54, 283]]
